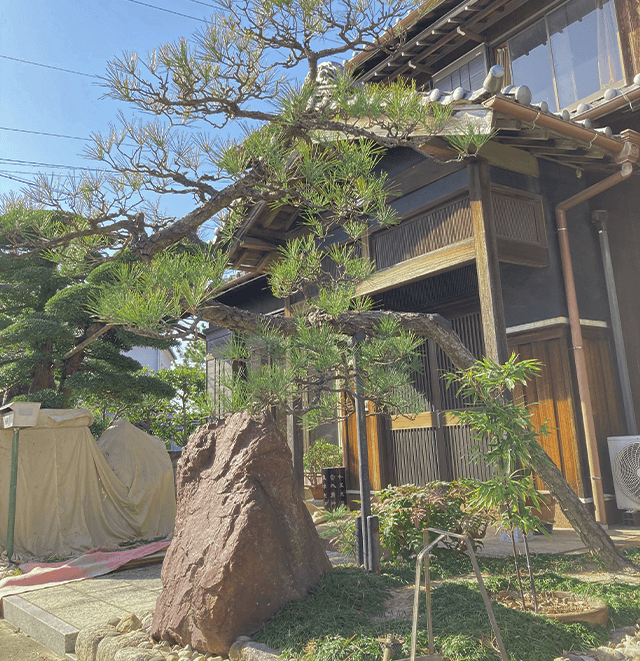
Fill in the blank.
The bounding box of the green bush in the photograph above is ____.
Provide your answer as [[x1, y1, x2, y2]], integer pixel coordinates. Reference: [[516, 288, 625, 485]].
[[303, 439, 343, 487], [375, 481, 494, 561]]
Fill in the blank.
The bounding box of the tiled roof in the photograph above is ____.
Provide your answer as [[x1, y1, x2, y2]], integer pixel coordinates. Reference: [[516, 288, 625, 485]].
[[429, 66, 640, 129], [413, 65, 640, 171]]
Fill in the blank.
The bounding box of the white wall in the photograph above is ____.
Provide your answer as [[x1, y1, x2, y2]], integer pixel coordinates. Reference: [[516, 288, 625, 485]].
[[125, 347, 175, 372]]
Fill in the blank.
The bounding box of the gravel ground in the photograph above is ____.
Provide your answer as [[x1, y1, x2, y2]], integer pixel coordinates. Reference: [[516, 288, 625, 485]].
[[0, 619, 64, 661]]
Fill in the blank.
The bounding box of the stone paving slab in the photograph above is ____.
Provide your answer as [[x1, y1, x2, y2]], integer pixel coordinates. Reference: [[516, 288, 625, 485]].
[[23, 564, 162, 626], [478, 526, 640, 557], [0, 618, 64, 661]]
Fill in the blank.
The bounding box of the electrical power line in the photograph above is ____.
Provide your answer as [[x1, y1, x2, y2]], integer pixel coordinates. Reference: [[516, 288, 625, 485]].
[[0, 55, 102, 79], [182, 0, 216, 8], [0, 169, 109, 176], [0, 126, 87, 141], [0, 158, 109, 172], [124, 0, 208, 22], [0, 173, 34, 185]]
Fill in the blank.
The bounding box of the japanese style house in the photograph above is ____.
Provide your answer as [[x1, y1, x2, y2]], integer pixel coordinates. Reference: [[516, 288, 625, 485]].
[[206, 0, 640, 525]]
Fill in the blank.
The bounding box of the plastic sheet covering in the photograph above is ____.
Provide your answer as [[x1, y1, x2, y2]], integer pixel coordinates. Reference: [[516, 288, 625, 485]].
[[0, 410, 176, 562]]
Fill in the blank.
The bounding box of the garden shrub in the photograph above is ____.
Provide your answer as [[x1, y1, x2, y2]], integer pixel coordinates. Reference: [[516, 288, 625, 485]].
[[375, 480, 494, 561]]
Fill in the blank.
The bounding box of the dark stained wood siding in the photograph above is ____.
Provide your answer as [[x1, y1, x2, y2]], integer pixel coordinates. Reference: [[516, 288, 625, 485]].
[[582, 326, 625, 496], [593, 177, 640, 439], [469, 160, 509, 364], [509, 327, 585, 496]]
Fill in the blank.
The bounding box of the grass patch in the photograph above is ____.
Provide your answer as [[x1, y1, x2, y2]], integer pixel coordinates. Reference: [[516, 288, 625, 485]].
[[253, 547, 640, 661]]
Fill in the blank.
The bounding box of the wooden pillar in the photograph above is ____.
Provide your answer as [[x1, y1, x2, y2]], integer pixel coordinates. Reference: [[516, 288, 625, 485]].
[[468, 159, 509, 364], [428, 340, 451, 481]]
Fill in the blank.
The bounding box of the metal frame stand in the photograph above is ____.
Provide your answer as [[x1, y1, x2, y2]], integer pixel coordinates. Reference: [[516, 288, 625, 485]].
[[351, 331, 381, 572], [405, 528, 508, 661]]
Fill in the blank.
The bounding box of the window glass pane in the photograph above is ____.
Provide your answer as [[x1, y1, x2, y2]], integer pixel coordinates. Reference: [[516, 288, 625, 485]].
[[433, 49, 487, 92], [548, 0, 623, 109], [460, 62, 472, 91], [508, 19, 557, 109], [468, 53, 487, 90]]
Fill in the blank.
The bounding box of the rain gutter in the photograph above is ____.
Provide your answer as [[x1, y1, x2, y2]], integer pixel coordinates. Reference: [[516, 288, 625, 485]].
[[554, 130, 640, 526], [591, 208, 638, 437], [483, 95, 625, 154]]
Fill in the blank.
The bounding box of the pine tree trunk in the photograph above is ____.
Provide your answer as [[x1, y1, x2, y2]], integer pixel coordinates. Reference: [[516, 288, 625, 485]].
[[59, 348, 86, 405], [535, 452, 637, 571], [29, 342, 55, 393], [2, 384, 28, 405]]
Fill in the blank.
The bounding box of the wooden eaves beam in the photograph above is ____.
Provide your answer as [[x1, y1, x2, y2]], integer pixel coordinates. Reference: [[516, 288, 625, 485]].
[[389, 0, 532, 83], [358, 0, 482, 83]]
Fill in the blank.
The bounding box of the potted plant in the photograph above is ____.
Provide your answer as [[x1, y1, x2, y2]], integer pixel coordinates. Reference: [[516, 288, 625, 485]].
[[303, 439, 343, 500]]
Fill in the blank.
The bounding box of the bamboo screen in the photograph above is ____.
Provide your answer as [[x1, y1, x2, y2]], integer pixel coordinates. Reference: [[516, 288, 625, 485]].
[[492, 192, 543, 244], [388, 427, 441, 485], [372, 195, 473, 270], [388, 310, 493, 485], [371, 189, 545, 274]]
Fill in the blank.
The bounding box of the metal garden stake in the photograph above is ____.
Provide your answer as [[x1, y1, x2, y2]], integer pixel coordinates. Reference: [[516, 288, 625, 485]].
[[1, 402, 41, 563]]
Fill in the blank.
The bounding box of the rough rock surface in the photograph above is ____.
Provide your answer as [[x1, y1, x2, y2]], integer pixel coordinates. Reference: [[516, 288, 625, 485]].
[[75, 624, 120, 661], [97, 630, 151, 661], [229, 639, 282, 661], [117, 613, 142, 633], [113, 650, 161, 661], [151, 411, 332, 655]]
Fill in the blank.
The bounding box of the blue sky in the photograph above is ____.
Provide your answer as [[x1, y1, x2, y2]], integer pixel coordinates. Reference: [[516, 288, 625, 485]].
[[1, 0, 220, 222]]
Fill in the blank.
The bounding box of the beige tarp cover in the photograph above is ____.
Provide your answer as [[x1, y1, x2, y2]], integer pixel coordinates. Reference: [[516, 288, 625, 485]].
[[0, 410, 176, 562]]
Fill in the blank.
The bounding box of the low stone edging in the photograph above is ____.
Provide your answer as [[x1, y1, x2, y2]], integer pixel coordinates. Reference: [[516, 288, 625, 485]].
[[74, 613, 282, 661], [229, 637, 282, 661]]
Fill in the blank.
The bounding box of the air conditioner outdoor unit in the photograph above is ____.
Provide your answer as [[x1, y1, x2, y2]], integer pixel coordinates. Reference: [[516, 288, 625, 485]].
[[608, 436, 640, 512]]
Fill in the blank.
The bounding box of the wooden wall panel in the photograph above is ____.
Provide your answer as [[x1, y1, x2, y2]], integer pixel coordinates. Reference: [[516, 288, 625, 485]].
[[342, 403, 387, 493], [583, 330, 624, 495], [544, 337, 583, 495], [343, 407, 359, 492], [509, 330, 585, 496]]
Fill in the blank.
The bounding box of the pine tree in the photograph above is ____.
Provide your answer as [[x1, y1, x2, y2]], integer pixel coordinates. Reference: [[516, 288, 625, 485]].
[[0, 206, 175, 410]]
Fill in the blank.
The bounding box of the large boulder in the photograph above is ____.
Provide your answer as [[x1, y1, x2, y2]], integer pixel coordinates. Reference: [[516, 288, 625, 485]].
[[151, 411, 332, 655]]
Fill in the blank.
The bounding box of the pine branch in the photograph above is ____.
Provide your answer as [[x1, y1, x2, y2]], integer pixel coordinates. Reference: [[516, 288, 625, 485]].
[[200, 301, 476, 369]]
